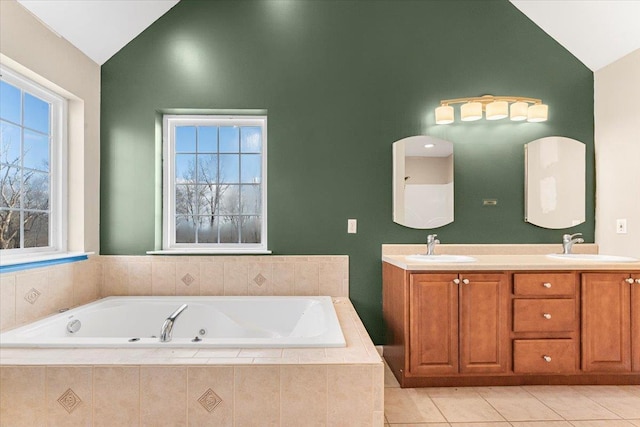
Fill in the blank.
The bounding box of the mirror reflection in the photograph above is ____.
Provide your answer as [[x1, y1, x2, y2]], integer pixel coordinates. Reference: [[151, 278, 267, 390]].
[[525, 136, 586, 229], [393, 135, 454, 229]]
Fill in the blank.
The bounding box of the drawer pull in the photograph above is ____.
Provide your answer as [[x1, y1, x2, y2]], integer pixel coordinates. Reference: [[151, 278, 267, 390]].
[[543, 313, 552, 320], [625, 278, 635, 284], [542, 282, 552, 288], [542, 355, 552, 363]]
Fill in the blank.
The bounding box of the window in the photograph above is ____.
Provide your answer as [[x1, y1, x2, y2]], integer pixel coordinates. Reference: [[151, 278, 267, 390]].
[[163, 115, 267, 252], [0, 66, 67, 258]]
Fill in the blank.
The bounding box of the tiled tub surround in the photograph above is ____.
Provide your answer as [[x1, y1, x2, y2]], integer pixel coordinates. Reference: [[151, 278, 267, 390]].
[[1, 256, 384, 425], [0, 255, 349, 333], [0, 298, 383, 426]]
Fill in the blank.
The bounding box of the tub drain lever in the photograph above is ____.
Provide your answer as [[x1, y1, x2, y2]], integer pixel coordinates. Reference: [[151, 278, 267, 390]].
[[159, 304, 188, 343]]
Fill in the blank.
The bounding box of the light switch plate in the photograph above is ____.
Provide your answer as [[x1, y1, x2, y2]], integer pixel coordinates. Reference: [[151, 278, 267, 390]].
[[616, 218, 627, 234], [347, 219, 357, 234]]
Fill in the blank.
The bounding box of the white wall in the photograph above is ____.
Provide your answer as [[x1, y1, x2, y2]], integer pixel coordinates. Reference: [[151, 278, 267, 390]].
[[595, 49, 640, 257], [0, 0, 100, 252]]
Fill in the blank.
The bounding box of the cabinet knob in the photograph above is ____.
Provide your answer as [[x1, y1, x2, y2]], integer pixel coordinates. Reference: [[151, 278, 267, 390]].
[[462, 278, 470, 285], [636, 278, 640, 284], [625, 278, 635, 284], [542, 355, 552, 363], [543, 313, 552, 320], [542, 282, 552, 288], [453, 279, 460, 285]]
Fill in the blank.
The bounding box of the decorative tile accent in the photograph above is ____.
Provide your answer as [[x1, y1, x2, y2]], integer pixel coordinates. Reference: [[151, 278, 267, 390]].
[[253, 273, 267, 287], [198, 388, 222, 413], [57, 388, 82, 414], [24, 288, 41, 305], [181, 273, 195, 286]]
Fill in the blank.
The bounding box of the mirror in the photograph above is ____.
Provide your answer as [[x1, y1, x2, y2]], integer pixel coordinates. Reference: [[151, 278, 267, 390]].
[[525, 136, 585, 229], [393, 135, 454, 229]]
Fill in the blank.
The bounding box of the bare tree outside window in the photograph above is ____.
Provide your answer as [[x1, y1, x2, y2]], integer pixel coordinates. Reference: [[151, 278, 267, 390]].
[[0, 84, 51, 250], [164, 116, 266, 251]]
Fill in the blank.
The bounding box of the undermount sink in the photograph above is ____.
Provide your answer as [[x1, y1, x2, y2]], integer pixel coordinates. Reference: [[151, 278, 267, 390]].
[[406, 254, 477, 263], [547, 253, 639, 263]]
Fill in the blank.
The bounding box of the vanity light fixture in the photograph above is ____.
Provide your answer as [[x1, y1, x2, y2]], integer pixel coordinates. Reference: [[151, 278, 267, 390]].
[[435, 95, 548, 124]]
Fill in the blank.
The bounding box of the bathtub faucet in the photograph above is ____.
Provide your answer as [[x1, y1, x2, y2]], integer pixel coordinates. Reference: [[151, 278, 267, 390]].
[[160, 304, 188, 343]]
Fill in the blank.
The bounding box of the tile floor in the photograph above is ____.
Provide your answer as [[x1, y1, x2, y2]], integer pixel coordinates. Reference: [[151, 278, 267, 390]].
[[383, 362, 640, 427]]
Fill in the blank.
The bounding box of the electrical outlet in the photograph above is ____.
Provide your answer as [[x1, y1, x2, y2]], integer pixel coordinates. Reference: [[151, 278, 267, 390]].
[[616, 218, 627, 234], [347, 219, 357, 234]]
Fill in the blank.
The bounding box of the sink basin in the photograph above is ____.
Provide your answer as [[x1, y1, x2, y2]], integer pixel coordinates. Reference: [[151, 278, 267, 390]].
[[547, 253, 639, 263], [406, 254, 477, 263]]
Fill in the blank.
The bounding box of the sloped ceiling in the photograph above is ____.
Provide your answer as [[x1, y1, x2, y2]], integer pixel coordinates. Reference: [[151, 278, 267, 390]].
[[16, 0, 179, 65], [15, 0, 640, 70], [510, 0, 640, 71]]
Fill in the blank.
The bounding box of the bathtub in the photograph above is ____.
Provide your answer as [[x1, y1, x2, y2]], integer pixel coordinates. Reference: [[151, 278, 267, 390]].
[[0, 296, 346, 348]]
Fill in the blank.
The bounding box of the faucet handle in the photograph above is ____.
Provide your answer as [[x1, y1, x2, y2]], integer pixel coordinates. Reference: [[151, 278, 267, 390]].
[[427, 234, 439, 243], [563, 233, 582, 242]]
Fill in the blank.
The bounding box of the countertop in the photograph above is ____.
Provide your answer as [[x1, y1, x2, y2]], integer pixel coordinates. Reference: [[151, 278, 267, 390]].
[[381, 244, 640, 271]]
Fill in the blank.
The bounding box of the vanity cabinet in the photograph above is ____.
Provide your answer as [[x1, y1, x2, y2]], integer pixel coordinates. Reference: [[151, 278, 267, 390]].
[[582, 272, 640, 372], [383, 259, 640, 387], [511, 273, 580, 374], [409, 272, 509, 376]]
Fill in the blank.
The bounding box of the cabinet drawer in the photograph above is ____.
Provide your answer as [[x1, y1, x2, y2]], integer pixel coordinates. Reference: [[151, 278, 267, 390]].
[[514, 273, 576, 296], [513, 299, 576, 332], [513, 339, 576, 373]]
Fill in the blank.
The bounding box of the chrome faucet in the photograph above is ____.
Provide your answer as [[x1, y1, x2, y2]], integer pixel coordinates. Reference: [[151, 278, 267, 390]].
[[426, 234, 440, 255], [160, 304, 188, 343], [562, 233, 584, 254]]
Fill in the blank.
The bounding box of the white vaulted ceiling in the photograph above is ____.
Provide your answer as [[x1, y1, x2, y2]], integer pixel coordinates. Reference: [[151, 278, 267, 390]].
[[15, 0, 640, 70], [16, 0, 180, 65]]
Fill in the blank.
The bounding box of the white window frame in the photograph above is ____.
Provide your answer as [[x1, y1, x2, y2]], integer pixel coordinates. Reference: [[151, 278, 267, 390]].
[[162, 114, 268, 253], [0, 65, 68, 262]]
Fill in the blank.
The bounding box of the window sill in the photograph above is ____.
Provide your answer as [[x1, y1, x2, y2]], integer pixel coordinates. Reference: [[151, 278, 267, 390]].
[[146, 249, 273, 255], [0, 252, 93, 273]]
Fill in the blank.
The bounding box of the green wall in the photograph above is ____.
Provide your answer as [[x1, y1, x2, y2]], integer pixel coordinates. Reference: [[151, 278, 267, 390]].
[[101, 0, 594, 344]]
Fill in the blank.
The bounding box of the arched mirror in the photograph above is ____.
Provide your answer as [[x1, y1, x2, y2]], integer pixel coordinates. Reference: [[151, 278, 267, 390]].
[[393, 135, 454, 229], [525, 136, 586, 229]]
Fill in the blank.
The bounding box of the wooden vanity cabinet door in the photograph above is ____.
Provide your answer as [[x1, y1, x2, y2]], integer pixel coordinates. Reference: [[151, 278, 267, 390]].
[[459, 273, 510, 374], [582, 273, 631, 372], [633, 279, 640, 372], [408, 273, 459, 376]]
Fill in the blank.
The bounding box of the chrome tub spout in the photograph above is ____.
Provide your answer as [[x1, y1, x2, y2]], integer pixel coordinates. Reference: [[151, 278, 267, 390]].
[[160, 304, 188, 343]]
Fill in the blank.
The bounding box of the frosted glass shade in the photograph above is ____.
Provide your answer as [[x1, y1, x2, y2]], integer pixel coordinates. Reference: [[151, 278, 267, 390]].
[[486, 101, 508, 120], [527, 104, 548, 122], [435, 105, 454, 124], [510, 101, 528, 121], [460, 102, 482, 121]]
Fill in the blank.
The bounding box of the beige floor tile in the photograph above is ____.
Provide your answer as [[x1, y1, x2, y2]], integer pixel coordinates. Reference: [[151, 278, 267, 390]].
[[510, 423, 572, 427], [571, 386, 640, 419], [385, 388, 446, 424], [430, 395, 505, 423], [523, 385, 621, 421], [475, 386, 562, 421], [568, 421, 636, 427], [387, 424, 450, 427], [447, 423, 510, 427], [627, 420, 640, 427]]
